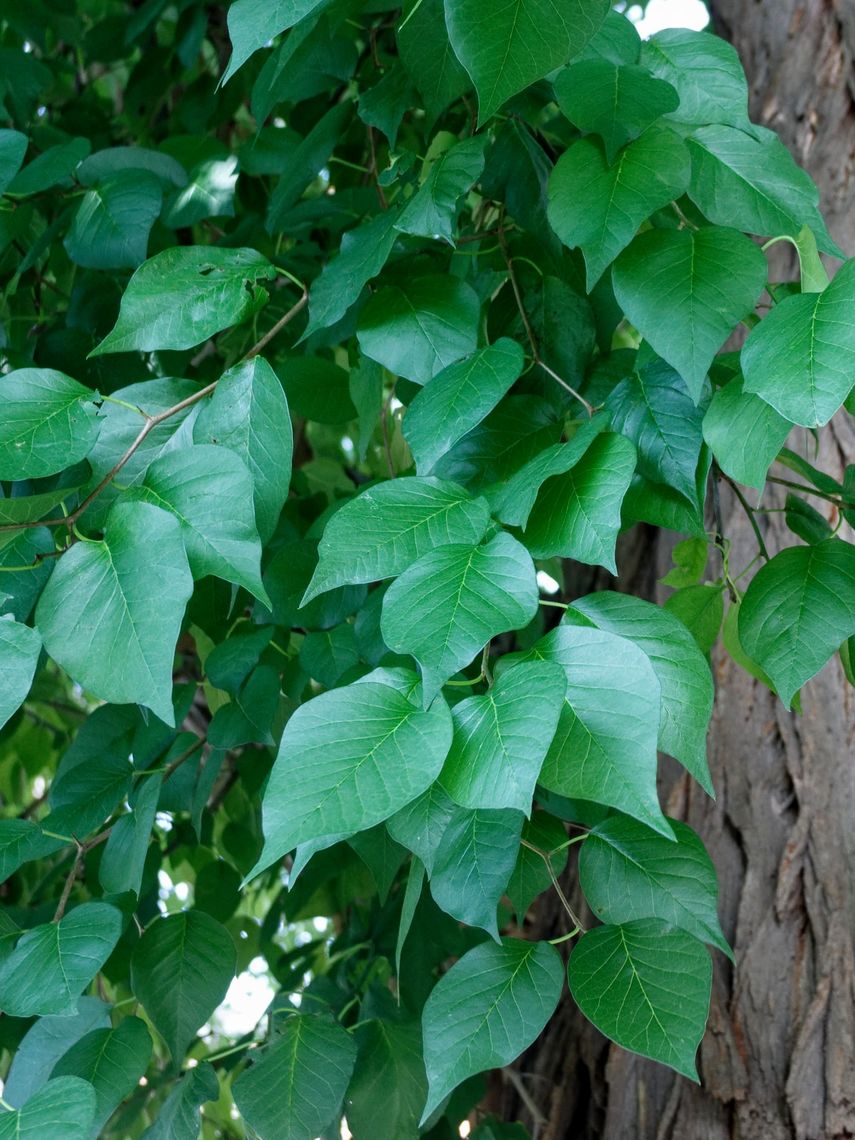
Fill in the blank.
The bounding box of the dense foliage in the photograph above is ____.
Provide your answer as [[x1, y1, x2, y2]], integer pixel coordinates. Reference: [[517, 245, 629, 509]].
[[1, 1, 853, 1136]]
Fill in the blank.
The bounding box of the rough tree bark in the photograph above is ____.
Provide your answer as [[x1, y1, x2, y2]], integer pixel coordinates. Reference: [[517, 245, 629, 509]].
[[499, 5, 855, 1138]]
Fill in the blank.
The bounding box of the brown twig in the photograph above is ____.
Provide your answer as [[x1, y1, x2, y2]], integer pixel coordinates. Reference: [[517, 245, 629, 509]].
[[53, 828, 112, 921], [243, 292, 308, 359]]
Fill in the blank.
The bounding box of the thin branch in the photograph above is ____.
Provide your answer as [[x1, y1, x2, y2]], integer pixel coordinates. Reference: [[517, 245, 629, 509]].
[[502, 1067, 547, 1130], [767, 473, 855, 509], [498, 221, 594, 417], [1, 289, 308, 537], [243, 292, 308, 359], [52, 828, 111, 921], [520, 837, 587, 932], [719, 470, 770, 561]]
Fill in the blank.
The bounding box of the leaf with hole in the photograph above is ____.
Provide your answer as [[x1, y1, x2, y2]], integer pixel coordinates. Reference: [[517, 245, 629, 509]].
[[90, 247, 276, 355]]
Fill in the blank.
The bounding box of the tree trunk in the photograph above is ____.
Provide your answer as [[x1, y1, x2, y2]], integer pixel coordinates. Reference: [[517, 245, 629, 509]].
[[499, 5, 855, 1138]]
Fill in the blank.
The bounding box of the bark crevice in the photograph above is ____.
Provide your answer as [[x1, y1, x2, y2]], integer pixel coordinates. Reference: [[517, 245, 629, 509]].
[[500, 5, 855, 1136]]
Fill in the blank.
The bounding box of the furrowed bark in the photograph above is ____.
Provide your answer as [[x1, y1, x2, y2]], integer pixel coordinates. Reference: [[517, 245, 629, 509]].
[[500, 5, 855, 1137]]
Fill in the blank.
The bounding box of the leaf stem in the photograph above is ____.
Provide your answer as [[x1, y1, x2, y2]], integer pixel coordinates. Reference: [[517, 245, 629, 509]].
[[519, 837, 586, 932], [243, 291, 308, 359], [718, 470, 770, 562], [498, 220, 594, 417]]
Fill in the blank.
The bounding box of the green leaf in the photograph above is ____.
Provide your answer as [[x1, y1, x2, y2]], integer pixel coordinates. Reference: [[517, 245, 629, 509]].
[[568, 592, 714, 793], [0, 129, 27, 195], [396, 859, 426, 979], [64, 171, 162, 270], [76, 147, 187, 189], [302, 210, 401, 338], [347, 1009, 428, 1140], [555, 60, 679, 161], [139, 1062, 219, 1140], [398, 0, 469, 120], [98, 774, 161, 896], [520, 624, 670, 837], [687, 124, 841, 255], [568, 919, 711, 1079], [439, 661, 566, 812], [90, 247, 275, 355], [0, 1077, 97, 1140], [0, 902, 122, 1017], [0, 368, 100, 480], [522, 432, 636, 571], [302, 477, 490, 603], [6, 138, 90, 197], [0, 617, 41, 731], [580, 816, 730, 955], [52, 1017, 152, 1135], [387, 784, 457, 876], [133, 444, 268, 602], [131, 911, 236, 1060], [612, 227, 767, 401], [0, 820, 64, 880], [661, 537, 709, 589], [702, 377, 790, 490], [82, 378, 201, 527], [444, 0, 610, 123], [429, 807, 523, 937], [420, 939, 563, 1120], [194, 357, 292, 543], [36, 502, 193, 725], [547, 128, 690, 288], [266, 103, 353, 231], [255, 678, 453, 873], [785, 493, 833, 545], [396, 135, 487, 243], [640, 28, 749, 127], [381, 532, 539, 704], [4, 997, 111, 1108], [664, 584, 725, 655], [233, 1014, 356, 1140], [489, 415, 607, 527], [606, 360, 704, 502], [357, 275, 481, 384], [403, 340, 525, 474], [223, 0, 329, 83], [348, 826, 407, 902], [359, 64, 415, 147], [163, 157, 238, 228], [741, 257, 855, 427], [739, 539, 855, 707]]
